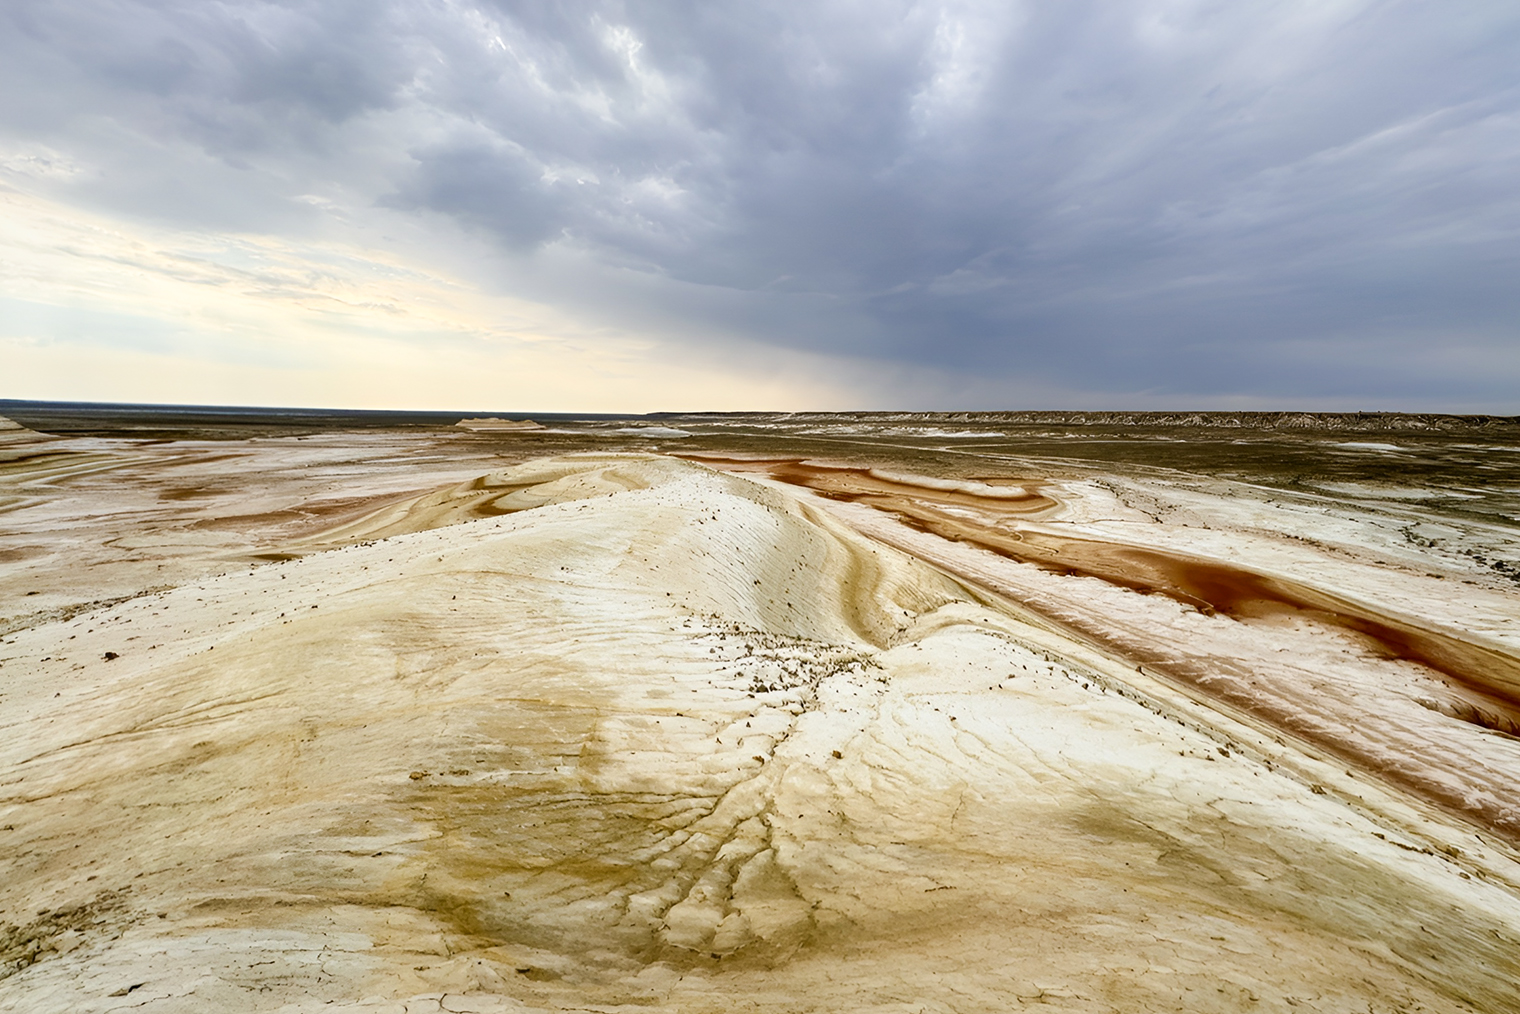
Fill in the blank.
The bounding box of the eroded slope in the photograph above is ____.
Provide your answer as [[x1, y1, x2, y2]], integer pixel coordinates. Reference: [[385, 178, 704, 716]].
[[1, 457, 1517, 1013]]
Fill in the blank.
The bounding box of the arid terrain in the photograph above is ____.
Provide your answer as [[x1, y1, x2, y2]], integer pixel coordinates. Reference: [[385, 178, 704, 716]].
[[2, 404, 1519, 1013]]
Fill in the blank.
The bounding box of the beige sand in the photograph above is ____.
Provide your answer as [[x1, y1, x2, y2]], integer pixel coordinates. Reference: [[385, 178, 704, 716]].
[[3, 456, 1518, 1012]]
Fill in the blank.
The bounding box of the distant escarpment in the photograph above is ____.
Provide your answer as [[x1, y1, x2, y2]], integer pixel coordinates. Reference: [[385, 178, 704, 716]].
[[669, 410, 1520, 433]]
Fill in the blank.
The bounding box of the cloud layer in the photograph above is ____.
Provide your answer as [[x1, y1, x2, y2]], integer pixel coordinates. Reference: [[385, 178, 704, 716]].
[[3, 0, 1519, 409]]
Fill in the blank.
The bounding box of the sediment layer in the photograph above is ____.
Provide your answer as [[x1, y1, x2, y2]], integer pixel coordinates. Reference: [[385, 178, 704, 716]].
[[3, 454, 1518, 1012]]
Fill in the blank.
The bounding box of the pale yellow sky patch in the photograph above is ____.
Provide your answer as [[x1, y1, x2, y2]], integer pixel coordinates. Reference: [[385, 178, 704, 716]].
[[0, 184, 849, 411]]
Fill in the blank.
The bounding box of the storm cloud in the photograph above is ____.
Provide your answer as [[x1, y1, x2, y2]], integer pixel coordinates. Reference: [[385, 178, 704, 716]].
[[4, 0, 1519, 407]]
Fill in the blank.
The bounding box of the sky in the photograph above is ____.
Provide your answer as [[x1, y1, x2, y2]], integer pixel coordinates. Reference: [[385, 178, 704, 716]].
[[3, 0, 1519, 413]]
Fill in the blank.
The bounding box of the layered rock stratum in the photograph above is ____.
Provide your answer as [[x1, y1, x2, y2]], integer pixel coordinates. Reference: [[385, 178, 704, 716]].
[[2, 453, 1518, 1012]]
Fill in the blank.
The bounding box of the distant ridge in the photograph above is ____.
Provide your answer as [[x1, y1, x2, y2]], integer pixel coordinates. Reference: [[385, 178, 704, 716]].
[[3, 400, 1516, 436], [938, 411, 1520, 432], [456, 417, 545, 431], [665, 410, 1520, 433]]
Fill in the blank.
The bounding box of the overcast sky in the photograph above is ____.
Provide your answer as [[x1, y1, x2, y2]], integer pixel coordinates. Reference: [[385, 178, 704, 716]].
[[3, 0, 1518, 411]]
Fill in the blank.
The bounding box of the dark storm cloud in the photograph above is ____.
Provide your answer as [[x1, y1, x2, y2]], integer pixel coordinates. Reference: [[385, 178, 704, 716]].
[[4, 0, 1519, 405], [4, 0, 409, 140]]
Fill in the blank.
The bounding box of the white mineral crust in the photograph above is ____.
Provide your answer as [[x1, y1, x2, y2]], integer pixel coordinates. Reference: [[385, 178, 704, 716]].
[[2, 457, 1517, 1012]]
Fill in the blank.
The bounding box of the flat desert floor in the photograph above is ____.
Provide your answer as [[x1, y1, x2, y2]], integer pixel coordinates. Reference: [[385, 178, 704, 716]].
[[2, 409, 1518, 1012]]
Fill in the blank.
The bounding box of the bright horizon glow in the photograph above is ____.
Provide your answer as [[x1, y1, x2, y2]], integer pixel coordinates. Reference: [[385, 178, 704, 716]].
[[0, 184, 864, 413]]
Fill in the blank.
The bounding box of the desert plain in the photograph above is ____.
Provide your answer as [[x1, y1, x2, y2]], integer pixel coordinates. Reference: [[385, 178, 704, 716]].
[[1, 404, 1519, 1013]]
